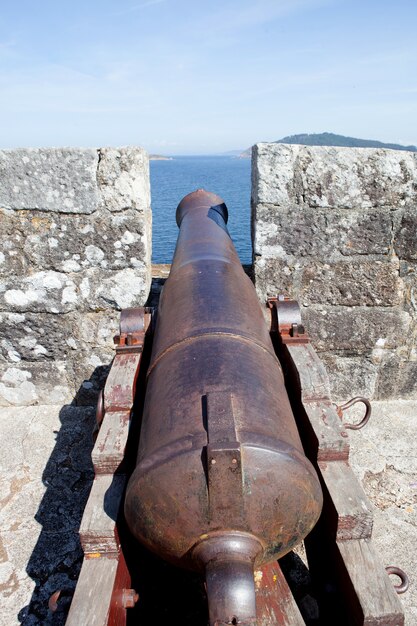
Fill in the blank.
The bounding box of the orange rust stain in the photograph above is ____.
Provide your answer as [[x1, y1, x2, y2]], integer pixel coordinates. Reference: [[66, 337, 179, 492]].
[[0, 475, 30, 509], [31, 216, 52, 229], [0, 571, 19, 597], [0, 535, 8, 563]]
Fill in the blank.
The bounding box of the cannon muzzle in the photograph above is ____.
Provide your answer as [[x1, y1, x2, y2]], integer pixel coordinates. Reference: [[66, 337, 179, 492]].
[[125, 189, 323, 624]]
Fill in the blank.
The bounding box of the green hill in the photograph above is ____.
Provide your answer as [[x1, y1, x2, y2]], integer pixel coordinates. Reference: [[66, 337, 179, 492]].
[[276, 132, 417, 152]]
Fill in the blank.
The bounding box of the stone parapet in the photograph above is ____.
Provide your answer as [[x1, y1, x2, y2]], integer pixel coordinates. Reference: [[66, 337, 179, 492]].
[[252, 143, 417, 400], [0, 147, 152, 406]]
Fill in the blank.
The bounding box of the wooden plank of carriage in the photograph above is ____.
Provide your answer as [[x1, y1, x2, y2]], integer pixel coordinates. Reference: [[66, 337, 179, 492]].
[[66, 557, 119, 626], [336, 539, 404, 626], [318, 460, 374, 541], [92, 410, 131, 475], [79, 473, 126, 555], [65, 552, 132, 626], [104, 351, 143, 412], [283, 342, 350, 462], [256, 561, 306, 625]]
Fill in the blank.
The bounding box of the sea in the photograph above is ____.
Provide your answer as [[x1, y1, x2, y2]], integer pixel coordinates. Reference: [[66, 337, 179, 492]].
[[150, 156, 252, 264]]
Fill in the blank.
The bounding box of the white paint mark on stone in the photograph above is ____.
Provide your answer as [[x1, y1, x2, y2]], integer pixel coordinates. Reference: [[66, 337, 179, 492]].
[[4, 289, 39, 307], [62, 285, 78, 304], [85, 245, 105, 265], [34, 344, 48, 356], [88, 354, 103, 367], [19, 337, 37, 349], [66, 338, 78, 349], [121, 230, 136, 245], [7, 350, 21, 362], [1, 368, 32, 384], [48, 238, 59, 248], [41, 272, 64, 289], [7, 313, 25, 323], [80, 277, 90, 299], [0, 252, 5, 265], [62, 259, 81, 272]]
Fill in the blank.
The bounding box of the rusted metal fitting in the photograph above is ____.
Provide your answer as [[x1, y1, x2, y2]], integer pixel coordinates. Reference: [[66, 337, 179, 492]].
[[48, 590, 61, 612], [95, 388, 105, 426], [113, 307, 153, 353], [267, 295, 309, 344], [386, 566, 409, 594], [122, 588, 139, 608], [336, 396, 372, 430]]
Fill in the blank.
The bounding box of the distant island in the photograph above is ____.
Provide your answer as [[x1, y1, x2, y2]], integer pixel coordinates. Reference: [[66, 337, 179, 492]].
[[238, 132, 417, 157], [150, 154, 173, 161]]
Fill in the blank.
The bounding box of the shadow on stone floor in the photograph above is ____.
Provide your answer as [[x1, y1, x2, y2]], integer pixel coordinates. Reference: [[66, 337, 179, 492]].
[[16, 279, 167, 625], [17, 365, 110, 626]]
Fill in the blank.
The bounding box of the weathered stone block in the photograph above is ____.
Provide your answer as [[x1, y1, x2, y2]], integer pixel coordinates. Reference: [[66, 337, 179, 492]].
[[300, 260, 402, 306], [79, 267, 151, 311], [0, 310, 119, 364], [252, 143, 417, 209], [0, 361, 74, 406], [399, 261, 417, 318], [303, 306, 411, 353], [0, 148, 99, 213], [0, 207, 150, 277], [0, 147, 151, 405], [252, 257, 299, 305], [375, 352, 417, 399], [0, 271, 80, 314], [0, 266, 150, 316], [395, 207, 417, 260], [97, 147, 150, 213], [318, 353, 378, 400], [253, 206, 393, 261]]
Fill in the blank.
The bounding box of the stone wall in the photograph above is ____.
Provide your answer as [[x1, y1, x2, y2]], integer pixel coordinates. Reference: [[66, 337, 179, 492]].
[[252, 143, 417, 400], [0, 148, 152, 407]]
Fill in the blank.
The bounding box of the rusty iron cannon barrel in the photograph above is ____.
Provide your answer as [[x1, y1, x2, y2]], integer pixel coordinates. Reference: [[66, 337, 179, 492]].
[[124, 189, 323, 625]]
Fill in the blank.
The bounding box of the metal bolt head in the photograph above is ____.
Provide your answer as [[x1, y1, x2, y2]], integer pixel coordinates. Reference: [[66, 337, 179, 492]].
[[122, 588, 139, 608]]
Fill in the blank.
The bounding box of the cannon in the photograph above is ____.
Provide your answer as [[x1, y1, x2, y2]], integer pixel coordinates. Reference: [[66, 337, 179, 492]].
[[124, 190, 323, 625], [66, 190, 408, 626]]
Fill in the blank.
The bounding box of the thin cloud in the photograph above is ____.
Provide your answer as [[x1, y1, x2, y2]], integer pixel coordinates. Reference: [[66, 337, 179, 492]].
[[110, 0, 167, 17]]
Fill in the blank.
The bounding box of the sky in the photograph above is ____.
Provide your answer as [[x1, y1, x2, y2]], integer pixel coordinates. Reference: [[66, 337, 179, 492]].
[[0, 0, 416, 154]]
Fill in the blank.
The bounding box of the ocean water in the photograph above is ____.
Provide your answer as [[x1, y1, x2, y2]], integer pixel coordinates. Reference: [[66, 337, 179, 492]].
[[150, 156, 252, 264]]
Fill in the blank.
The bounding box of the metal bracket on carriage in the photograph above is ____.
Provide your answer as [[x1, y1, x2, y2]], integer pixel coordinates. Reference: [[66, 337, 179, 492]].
[[267, 295, 309, 344], [113, 306, 154, 354]]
